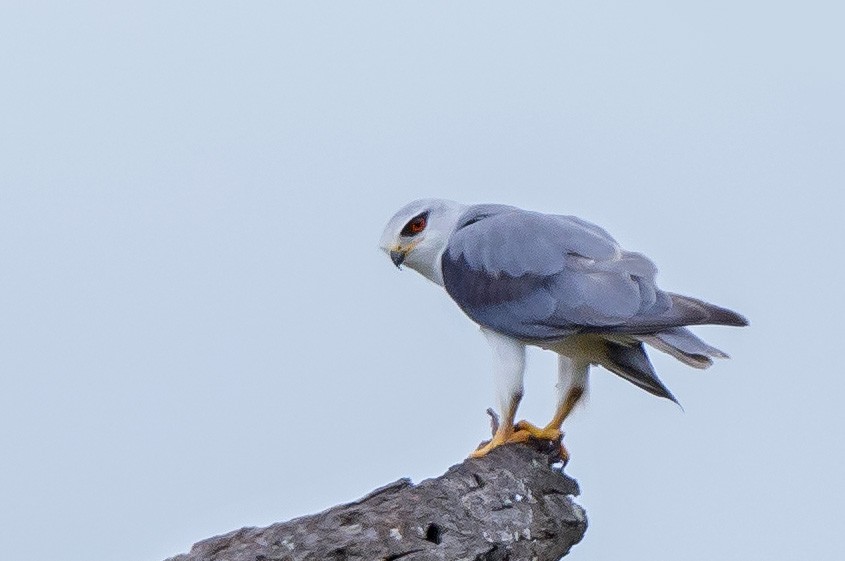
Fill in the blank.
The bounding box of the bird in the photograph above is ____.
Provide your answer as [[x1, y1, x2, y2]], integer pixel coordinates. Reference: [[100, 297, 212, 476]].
[[380, 199, 747, 460]]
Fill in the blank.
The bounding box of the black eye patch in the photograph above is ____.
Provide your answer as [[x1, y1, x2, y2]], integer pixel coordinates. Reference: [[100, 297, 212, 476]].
[[401, 211, 429, 237]]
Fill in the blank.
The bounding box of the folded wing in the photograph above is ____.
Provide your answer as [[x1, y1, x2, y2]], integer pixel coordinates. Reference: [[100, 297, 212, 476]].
[[441, 206, 746, 341]]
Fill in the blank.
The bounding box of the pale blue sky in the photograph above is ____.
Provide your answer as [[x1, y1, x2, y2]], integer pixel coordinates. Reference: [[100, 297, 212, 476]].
[[1, 2, 843, 560]]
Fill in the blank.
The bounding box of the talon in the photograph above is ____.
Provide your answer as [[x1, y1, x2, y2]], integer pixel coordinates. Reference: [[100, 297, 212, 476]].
[[469, 444, 491, 459], [558, 441, 570, 465], [515, 420, 563, 442], [514, 420, 572, 464], [470, 429, 531, 458], [508, 429, 531, 444]]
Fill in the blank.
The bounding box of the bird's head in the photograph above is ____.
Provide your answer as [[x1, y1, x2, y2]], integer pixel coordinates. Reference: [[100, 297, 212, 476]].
[[380, 198, 467, 285]]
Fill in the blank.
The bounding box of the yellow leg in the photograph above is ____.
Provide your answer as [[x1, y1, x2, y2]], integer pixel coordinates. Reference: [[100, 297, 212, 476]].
[[515, 385, 585, 464], [469, 425, 530, 458], [470, 393, 529, 458], [548, 385, 585, 429], [514, 420, 563, 441]]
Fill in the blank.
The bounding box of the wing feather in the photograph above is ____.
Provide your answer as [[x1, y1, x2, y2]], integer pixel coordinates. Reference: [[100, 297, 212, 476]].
[[441, 206, 745, 340]]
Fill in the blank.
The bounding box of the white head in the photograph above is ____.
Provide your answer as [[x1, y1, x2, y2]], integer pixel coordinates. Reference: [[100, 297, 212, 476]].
[[379, 198, 468, 285]]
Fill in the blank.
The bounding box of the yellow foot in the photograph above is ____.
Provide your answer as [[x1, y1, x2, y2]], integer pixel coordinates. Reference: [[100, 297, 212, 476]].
[[515, 420, 563, 441], [515, 420, 570, 465], [469, 429, 531, 458]]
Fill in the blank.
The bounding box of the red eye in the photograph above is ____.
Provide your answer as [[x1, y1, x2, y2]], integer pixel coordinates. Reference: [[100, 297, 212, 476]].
[[401, 212, 429, 237]]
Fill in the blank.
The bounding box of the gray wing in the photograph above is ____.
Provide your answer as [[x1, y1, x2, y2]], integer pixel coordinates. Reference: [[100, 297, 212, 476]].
[[441, 206, 744, 340]]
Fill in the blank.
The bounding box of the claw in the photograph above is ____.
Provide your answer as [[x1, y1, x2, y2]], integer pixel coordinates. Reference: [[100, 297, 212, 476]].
[[515, 420, 570, 465], [558, 441, 570, 466], [515, 420, 563, 441], [470, 429, 531, 458]]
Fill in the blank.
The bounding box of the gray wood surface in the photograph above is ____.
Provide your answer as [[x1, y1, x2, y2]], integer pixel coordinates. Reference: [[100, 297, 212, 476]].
[[166, 442, 587, 561]]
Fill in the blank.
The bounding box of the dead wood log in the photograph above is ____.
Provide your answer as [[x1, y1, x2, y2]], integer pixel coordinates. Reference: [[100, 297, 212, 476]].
[[165, 441, 586, 561]]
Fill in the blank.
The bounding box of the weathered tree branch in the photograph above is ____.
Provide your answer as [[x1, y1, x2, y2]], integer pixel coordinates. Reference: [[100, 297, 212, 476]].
[[165, 441, 587, 561]]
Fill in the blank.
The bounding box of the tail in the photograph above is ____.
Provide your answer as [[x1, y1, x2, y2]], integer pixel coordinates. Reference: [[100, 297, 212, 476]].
[[638, 327, 730, 369], [602, 340, 679, 405], [666, 294, 749, 328], [595, 295, 746, 404]]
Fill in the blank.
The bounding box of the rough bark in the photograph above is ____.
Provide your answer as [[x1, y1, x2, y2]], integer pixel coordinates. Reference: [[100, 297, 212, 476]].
[[165, 441, 587, 561]]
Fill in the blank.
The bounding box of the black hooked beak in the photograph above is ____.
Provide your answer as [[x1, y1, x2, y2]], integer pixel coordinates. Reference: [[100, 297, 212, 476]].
[[389, 249, 406, 268]]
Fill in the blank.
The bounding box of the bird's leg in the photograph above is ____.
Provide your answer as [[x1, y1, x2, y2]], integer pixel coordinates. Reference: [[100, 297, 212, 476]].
[[470, 328, 528, 458], [471, 391, 530, 458], [516, 387, 584, 440], [516, 356, 589, 463]]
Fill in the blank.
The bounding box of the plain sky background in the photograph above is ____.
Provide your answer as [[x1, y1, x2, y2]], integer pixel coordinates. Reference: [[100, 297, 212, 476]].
[[1, 2, 843, 560]]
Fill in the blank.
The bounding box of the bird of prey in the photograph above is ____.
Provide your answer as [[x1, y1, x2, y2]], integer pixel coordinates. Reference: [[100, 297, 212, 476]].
[[380, 199, 748, 460]]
